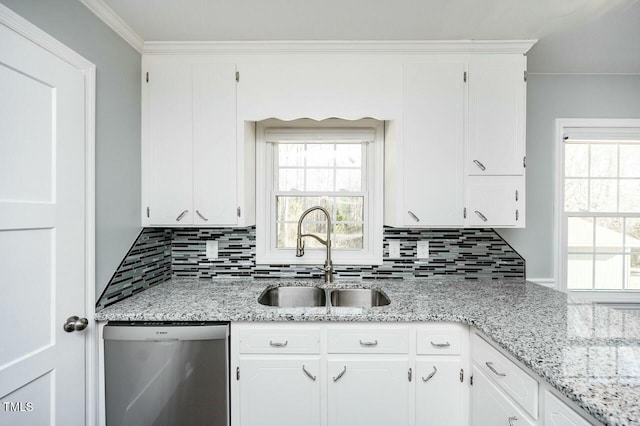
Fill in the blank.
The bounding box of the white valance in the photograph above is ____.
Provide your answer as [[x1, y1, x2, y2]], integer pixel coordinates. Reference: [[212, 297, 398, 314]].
[[265, 127, 375, 144], [564, 127, 640, 142]]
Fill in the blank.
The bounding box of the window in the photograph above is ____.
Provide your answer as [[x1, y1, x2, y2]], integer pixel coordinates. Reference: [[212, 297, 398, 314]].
[[256, 119, 383, 265], [558, 120, 640, 298]]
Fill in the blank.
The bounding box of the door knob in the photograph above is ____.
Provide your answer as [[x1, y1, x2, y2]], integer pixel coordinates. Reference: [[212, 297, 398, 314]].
[[63, 316, 88, 333]]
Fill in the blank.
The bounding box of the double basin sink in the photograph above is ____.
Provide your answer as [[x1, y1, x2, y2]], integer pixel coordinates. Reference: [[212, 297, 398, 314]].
[[258, 286, 390, 308]]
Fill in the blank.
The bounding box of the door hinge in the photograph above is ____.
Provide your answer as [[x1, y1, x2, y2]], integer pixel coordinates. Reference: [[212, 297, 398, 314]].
[[237, 207, 241, 217], [236, 366, 240, 381], [470, 375, 473, 386], [408, 368, 412, 382], [463, 207, 467, 219], [463, 71, 467, 82], [235, 71, 240, 82], [146, 206, 150, 218], [515, 190, 519, 202], [516, 209, 520, 221], [524, 70, 527, 82], [460, 368, 464, 383], [145, 72, 149, 83], [523, 156, 526, 168]]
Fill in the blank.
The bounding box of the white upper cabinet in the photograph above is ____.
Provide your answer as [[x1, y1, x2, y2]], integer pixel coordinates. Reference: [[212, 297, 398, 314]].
[[142, 59, 250, 227], [385, 61, 465, 227], [467, 55, 526, 176], [466, 176, 525, 227]]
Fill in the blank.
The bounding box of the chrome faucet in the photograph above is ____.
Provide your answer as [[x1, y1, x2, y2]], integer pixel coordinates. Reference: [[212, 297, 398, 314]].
[[295, 206, 334, 284]]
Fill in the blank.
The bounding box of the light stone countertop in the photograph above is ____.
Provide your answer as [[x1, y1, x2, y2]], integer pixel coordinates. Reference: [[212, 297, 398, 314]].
[[95, 277, 640, 426]]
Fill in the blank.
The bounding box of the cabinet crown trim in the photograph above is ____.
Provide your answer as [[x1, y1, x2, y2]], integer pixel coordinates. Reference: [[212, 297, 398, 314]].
[[143, 40, 537, 55]]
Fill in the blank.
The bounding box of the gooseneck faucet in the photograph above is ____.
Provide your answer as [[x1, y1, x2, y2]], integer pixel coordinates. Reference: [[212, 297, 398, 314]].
[[295, 206, 334, 284]]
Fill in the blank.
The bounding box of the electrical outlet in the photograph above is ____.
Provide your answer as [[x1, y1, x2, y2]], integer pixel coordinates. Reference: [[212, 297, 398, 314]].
[[206, 240, 219, 259], [417, 240, 429, 259], [388, 240, 401, 258]]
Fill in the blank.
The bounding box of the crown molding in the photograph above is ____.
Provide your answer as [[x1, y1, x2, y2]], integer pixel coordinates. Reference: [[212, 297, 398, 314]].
[[79, 0, 143, 53], [143, 40, 537, 55]]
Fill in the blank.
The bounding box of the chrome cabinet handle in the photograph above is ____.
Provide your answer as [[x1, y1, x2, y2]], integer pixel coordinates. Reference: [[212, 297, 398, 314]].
[[475, 210, 488, 222], [359, 339, 378, 346], [196, 210, 209, 221], [302, 365, 316, 381], [486, 362, 507, 377], [333, 366, 347, 382], [422, 366, 437, 382], [63, 315, 88, 332], [407, 210, 420, 223], [473, 159, 486, 171], [175, 210, 189, 221], [430, 341, 451, 347], [508, 416, 518, 425], [269, 340, 288, 347]]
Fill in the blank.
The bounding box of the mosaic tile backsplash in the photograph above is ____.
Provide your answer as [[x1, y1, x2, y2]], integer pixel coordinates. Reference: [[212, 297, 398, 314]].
[[97, 226, 524, 309]]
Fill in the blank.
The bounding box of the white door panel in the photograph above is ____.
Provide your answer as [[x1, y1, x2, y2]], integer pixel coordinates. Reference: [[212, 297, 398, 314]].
[[0, 18, 87, 426]]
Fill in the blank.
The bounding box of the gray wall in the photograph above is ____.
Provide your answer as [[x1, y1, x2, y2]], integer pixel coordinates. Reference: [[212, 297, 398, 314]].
[[1, 0, 142, 297]]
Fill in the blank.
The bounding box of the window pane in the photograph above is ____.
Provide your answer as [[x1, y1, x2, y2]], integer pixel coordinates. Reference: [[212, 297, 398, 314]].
[[564, 179, 588, 212], [590, 179, 617, 212], [595, 217, 623, 253], [567, 254, 593, 289], [306, 169, 334, 191], [336, 169, 361, 191], [304, 196, 332, 215], [594, 254, 623, 289], [277, 196, 306, 221], [300, 222, 328, 248], [565, 144, 589, 177], [334, 223, 363, 249], [619, 180, 640, 212], [279, 168, 304, 191], [276, 222, 297, 248], [568, 217, 593, 252], [306, 144, 335, 167], [620, 144, 640, 177], [590, 144, 617, 177], [336, 144, 362, 167], [336, 197, 364, 222], [626, 255, 640, 289], [625, 218, 640, 253], [279, 144, 304, 167]]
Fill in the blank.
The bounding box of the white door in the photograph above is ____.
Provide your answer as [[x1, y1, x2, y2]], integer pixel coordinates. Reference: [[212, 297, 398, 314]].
[[471, 368, 534, 426], [466, 176, 524, 227], [0, 17, 88, 426], [415, 358, 464, 426]]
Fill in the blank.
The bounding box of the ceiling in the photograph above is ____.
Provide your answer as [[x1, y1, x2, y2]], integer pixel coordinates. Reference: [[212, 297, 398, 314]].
[[103, 0, 635, 41]]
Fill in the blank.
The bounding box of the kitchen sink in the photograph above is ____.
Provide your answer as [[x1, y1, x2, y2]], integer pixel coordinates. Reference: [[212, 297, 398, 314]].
[[329, 288, 391, 308], [258, 286, 326, 307]]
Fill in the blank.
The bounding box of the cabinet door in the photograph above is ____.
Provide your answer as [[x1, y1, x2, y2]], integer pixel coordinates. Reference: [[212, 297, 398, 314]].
[[466, 176, 524, 227], [328, 358, 409, 426], [416, 358, 464, 426], [401, 62, 465, 227], [472, 368, 534, 426], [468, 57, 525, 176], [147, 63, 194, 225], [193, 63, 238, 225], [238, 357, 321, 426], [544, 391, 591, 426]]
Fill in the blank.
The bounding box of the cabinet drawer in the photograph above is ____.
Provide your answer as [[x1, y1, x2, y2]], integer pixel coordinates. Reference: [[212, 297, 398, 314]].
[[416, 324, 464, 355], [472, 333, 538, 419], [327, 326, 409, 354], [239, 327, 320, 354], [544, 392, 591, 426]]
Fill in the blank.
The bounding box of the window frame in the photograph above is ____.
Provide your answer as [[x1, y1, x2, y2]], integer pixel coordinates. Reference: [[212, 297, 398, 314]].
[[555, 118, 640, 302], [256, 118, 384, 265]]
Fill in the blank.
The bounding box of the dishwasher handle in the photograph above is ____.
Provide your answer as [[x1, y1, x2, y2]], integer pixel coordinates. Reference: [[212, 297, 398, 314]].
[[103, 322, 229, 341]]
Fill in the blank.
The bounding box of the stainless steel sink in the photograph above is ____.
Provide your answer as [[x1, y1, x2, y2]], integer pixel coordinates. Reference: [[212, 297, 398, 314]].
[[329, 288, 391, 308], [258, 286, 326, 307]]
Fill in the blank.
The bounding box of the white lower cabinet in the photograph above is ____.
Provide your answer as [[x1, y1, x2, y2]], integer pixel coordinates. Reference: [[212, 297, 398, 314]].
[[472, 367, 534, 426], [238, 357, 321, 426], [544, 392, 591, 426], [416, 358, 465, 426], [328, 358, 410, 426]]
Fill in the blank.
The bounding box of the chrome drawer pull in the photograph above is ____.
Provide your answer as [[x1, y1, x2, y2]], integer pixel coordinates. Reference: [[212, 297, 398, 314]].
[[508, 416, 518, 425], [430, 341, 451, 348], [196, 210, 209, 221], [475, 210, 488, 222], [473, 159, 486, 171], [175, 210, 189, 221], [302, 365, 316, 381], [269, 340, 288, 347], [486, 361, 507, 377], [359, 339, 378, 346], [333, 366, 347, 382], [422, 366, 437, 383], [408, 210, 420, 222]]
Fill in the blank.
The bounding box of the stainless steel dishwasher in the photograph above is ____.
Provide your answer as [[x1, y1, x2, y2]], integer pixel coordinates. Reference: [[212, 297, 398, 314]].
[[104, 321, 229, 426]]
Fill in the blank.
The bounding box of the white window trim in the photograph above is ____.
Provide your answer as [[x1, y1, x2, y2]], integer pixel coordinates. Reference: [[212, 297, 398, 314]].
[[555, 118, 640, 302], [256, 118, 384, 265]]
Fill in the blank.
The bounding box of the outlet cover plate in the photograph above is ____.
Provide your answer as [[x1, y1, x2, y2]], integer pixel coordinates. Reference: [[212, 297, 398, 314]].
[[417, 240, 429, 259], [388, 240, 401, 258], [206, 240, 219, 259]]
